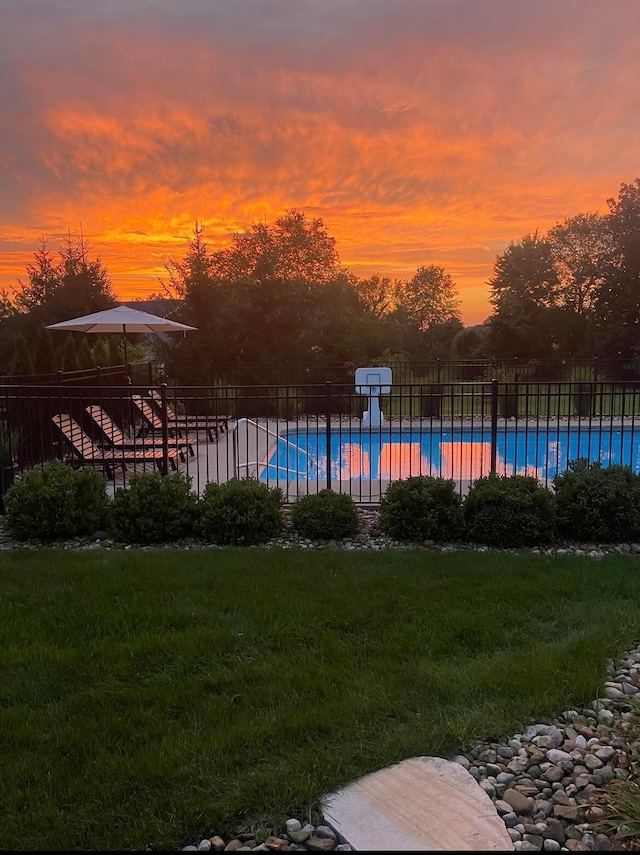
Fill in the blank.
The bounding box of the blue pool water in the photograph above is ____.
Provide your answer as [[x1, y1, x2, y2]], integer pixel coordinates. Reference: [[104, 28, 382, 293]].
[[260, 427, 640, 483]]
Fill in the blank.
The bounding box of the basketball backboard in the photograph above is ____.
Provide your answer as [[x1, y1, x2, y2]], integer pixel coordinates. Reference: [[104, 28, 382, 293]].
[[355, 366, 392, 395]]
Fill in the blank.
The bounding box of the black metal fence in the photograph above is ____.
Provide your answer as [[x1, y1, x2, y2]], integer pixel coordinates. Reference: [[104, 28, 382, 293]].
[[158, 356, 640, 386], [0, 362, 154, 386], [1, 379, 640, 505]]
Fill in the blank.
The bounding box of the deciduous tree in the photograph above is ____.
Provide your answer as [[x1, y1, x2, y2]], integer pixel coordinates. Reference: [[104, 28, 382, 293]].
[[547, 213, 613, 316], [593, 179, 640, 358], [487, 233, 560, 360], [396, 265, 462, 331], [210, 209, 342, 285]]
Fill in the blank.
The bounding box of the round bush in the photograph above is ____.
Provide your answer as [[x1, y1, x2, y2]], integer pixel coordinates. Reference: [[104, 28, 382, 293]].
[[3, 462, 108, 541], [109, 471, 198, 544], [291, 489, 360, 540], [463, 474, 556, 547], [198, 477, 283, 545], [553, 459, 640, 542], [379, 476, 463, 542]]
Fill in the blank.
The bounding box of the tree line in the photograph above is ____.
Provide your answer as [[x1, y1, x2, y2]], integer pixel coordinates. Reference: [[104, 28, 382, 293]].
[[2, 178, 639, 382], [488, 178, 640, 364]]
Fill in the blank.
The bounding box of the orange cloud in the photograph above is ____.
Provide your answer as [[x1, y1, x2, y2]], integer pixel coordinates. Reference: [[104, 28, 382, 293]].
[[1, 0, 639, 324]]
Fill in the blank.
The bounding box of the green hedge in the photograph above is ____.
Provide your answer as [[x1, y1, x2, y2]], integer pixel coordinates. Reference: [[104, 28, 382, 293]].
[[3, 462, 108, 541], [463, 474, 556, 547], [379, 476, 463, 542], [110, 471, 198, 544], [291, 489, 360, 540], [198, 477, 283, 545], [4, 459, 640, 547], [553, 459, 640, 543]]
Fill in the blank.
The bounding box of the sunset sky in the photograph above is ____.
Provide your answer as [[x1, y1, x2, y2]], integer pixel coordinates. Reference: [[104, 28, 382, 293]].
[[1, 0, 639, 325]]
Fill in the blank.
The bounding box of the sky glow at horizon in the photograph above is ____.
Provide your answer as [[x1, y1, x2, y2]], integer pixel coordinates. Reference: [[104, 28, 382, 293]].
[[1, 0, 639, 325]]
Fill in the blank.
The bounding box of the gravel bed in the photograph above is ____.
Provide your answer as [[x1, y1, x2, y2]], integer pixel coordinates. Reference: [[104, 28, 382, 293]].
[[455, 643, 640, 852]]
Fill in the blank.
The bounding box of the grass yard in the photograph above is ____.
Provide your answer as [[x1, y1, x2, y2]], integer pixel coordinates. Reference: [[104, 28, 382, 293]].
[[2, 549, 640, 850]]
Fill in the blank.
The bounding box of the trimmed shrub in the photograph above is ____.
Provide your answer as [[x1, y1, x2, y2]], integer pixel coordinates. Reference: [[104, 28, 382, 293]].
[[3, 462, 108, 541], [291, 489, 360, 540], [463, 474, 556, 547], [198, 477, 283, 545], [109, 471, 198, 544], [379, 476, 463, 542], [553, 459, 640, 543]]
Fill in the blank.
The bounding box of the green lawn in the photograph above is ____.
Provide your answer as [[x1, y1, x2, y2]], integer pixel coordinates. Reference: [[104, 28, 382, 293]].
[[2, 549, 640, 850]]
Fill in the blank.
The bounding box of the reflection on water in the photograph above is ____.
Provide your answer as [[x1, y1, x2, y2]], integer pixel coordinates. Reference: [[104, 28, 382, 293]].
[[342, 441, 426, 480], [262, 429, 640, 483], [329, 441, 538, 481]]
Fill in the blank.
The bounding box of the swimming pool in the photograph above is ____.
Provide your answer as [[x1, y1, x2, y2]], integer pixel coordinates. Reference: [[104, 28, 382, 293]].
[[260, 426, 640, 483]]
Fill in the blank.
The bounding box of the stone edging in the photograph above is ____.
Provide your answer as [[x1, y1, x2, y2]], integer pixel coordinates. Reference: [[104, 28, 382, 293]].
[[2, 509, 640, 557]]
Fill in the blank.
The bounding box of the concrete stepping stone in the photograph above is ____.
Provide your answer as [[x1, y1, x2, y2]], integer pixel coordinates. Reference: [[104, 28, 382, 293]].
[[322, 756, 514, 851]]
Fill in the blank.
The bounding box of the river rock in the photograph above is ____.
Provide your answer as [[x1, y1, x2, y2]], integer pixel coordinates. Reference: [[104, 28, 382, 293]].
[[503, 788, 535, 816]]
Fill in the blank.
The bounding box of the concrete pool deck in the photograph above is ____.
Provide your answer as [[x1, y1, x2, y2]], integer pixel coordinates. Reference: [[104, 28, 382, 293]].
[[179, 419, 397, 501]]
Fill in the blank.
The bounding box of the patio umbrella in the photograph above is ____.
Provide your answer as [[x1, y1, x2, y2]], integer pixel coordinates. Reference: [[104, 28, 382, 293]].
[[47, 305, 196, 372]]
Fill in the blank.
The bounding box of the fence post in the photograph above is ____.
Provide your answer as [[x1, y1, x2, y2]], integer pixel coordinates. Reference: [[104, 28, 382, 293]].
[[325, 381, 332, 491], [490, 378, 498, 476], [160, 382, 169, 476]]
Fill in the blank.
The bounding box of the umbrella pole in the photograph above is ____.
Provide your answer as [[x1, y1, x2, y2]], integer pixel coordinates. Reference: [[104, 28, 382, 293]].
[[122, 328, 134, 437], [123, 327, 129, 379]]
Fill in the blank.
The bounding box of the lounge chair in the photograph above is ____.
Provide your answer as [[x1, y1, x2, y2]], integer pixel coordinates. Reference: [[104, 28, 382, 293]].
[[52, 413, 179, 478], [132, 394, 223, 443], [85, 405, 194, 459], [147, 390, 228, 439]]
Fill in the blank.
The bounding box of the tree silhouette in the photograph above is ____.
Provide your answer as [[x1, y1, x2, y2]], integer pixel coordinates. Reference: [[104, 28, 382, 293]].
[[108, 337, 122, 366], [61, 335, 79, 372], [33, 325, 57, 374], [77, 337, 94, 370], [10, 334, 33, 376], [93, 337, 110, 368]]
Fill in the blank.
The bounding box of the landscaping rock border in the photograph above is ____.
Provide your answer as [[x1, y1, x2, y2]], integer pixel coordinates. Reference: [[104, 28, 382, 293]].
[[454, 642, 640, 851], [3, 508, 640, 558]]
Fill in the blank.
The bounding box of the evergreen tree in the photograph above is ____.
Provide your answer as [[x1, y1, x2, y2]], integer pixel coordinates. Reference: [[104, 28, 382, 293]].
[[0, 290, 19, 373], [108, 337, 122, 366], [10, 334, 33, 376], [93, 337, 110, 367], [61, 335, 79, 372], [77, 337, 94, 370], [15, 239, 59, 314], [33, 325, 56, 374], [14, 232, 117, 338]]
